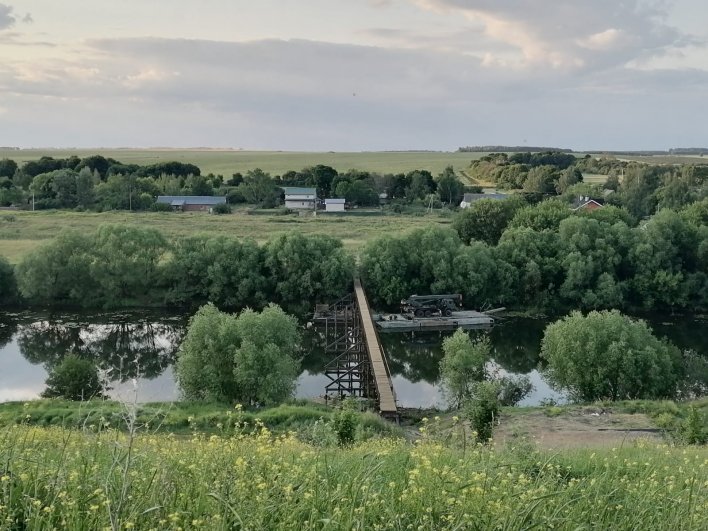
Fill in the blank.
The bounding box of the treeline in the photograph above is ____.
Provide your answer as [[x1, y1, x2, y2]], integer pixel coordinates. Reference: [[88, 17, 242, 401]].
[[1, 226, 354, 314], [0, 154, 472, 210], [468, 152, 707, 218], [458, 146, 573, 153], [361, 198, 708, 313], [1, 198, 705, 314]]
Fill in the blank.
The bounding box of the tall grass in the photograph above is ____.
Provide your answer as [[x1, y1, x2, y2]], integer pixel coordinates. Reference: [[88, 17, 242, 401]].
[[1, 421, 705, 529]]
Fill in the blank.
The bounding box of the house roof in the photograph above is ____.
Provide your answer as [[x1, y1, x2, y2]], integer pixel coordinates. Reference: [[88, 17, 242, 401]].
[[325, 198, 346, 204], [282, 187, 317, 196], [462, 193, 509, 203], [156, 195, 226, 205], [572, 199, 604, 211]]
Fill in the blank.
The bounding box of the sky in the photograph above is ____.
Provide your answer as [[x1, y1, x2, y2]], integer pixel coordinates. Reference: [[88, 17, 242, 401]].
[[0, 0, 707, 151]]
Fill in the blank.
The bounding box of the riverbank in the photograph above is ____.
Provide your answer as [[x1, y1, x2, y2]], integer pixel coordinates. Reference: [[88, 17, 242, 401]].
[[1, 417, 706, 529], [2, 398, 705, 446]]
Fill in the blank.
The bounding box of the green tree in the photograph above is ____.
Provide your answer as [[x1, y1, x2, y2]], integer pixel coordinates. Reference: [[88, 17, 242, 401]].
[[51, 169, 80, 208], [0, 158, 17, 178], [336, 179, 379, 206], [619, 165, 660, 218], [436, 167, 464, 205], [361, 226, 464, 307], [89, 225, 169, 307], [494, 227, 564, 307], [540, 310, 680, 402], [233, 304, 301, 406], [175, 303, 300, 405], [265, 234, 354, 313], [307, 165, 338, 198], [405, 170, 433, 201], [166, 235, 271, 309], [453, 196, 525, 245], [95, 173, 138, 210], [241, 168, 279, 207], [522, 165, 558, 194], [41, 354, 104, 400], [175, 304, 241, 402], [15, 231, 97, 305], [556, 166, 583, 194], [557, 216, 632, 309], [75, 167, 95, 209], [628, 209, 698, 309], [508, 199, 572, 231], [439, 330, 489, 408], [185, 174, 213, 196]]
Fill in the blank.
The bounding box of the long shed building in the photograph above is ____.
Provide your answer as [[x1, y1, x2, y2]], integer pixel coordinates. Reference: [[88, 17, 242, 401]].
[[156, 195, 226, 212]]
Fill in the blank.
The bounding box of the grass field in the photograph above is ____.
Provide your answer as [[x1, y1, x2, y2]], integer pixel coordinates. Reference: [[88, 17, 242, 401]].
[[0, 149, 486, 177], [0, 209, 452, 263], [1, 421, 705, 529]]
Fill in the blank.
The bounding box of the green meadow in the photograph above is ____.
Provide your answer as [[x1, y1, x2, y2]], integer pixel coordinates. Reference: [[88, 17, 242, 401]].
[[0, 149, 485, 177], [0, 209, 452, 264]]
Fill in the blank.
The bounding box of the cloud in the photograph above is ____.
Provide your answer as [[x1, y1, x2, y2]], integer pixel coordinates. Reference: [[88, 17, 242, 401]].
[[1, 34, 707, 150], [411, 0, 700, 70], [0, 3, 15, 30]]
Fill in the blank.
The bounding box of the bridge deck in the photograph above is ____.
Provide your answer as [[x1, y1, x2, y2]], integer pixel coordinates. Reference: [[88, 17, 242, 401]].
[[353, 278, 398, 416]]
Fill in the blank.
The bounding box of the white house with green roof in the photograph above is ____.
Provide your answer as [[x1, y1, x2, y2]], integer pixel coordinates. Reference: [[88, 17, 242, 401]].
[[282, 187, 317, 210]]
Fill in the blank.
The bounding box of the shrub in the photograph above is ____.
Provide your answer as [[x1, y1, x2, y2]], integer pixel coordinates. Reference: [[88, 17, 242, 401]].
[[540, 310, 680, 402], [175, 303, 301, 406], [681, 407, 707, 445], [41, 354, 104, 401], [332, 400, 359, 446], [439, 330, 489, 408], [150, 202, 172, 212], [212, 203, 232, 214], [465, 381, 501, 443]]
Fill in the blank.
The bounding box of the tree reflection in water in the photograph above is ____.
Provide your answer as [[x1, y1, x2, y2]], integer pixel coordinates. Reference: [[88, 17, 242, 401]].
[[16, 313, 185, 381], [0, 314, 17, 350]]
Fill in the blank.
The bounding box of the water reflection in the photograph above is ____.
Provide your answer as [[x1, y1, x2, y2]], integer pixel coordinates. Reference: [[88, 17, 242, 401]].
[[16, 316, 184, 381], [0, 311, 704, 407]]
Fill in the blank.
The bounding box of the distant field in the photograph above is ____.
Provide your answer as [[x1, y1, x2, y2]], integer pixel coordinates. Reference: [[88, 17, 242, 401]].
[[0, 149, 486, 176], [585, 153, 708, 165], [0, 209, 452, 263], [581, 173, 609, 184]]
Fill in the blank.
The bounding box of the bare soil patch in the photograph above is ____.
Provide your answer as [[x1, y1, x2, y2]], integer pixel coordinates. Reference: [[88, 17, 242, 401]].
[[495, 407, 663, 449]]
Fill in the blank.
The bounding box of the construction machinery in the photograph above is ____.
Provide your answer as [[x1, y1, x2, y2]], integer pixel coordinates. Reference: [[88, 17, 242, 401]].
[[400, 294, 463, 318]]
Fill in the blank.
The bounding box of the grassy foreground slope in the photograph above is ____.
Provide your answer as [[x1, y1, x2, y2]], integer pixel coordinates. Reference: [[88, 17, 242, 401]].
[[1, 422, 706, 530], [0, 209, 451, 263], [0, 149, 483, 176]]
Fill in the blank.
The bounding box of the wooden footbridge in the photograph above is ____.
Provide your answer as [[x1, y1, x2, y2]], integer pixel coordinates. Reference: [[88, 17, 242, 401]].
[[313, 278, 398, 419]]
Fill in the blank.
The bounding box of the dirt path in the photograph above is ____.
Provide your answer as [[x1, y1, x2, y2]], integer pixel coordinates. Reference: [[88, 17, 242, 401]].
[[495, 407, 663, 449]]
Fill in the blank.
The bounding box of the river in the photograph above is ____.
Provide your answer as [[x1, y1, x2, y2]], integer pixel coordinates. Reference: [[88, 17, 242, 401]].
[[0, 310, 705, 408]]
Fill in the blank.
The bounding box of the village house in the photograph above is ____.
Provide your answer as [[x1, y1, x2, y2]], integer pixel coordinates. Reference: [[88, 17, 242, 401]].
[[572, 196, 604, 212], [282, 187, 317, 210], [156, 195, 226, 212]]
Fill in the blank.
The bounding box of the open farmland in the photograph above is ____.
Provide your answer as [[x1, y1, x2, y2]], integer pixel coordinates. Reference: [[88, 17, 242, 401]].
[[0, 209, 452, 263], [0, 149, 485, 176]]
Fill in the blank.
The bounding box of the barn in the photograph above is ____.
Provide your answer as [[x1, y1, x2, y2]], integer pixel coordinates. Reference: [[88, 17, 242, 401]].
[[156, 196, 226, 212]]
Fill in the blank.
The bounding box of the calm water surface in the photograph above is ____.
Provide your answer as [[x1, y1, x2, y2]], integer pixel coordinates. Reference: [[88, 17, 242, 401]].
[[0, 310, 705, 408]]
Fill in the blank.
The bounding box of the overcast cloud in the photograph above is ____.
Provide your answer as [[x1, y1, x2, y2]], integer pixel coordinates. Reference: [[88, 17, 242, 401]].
[[0, 0, 706, 150]]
